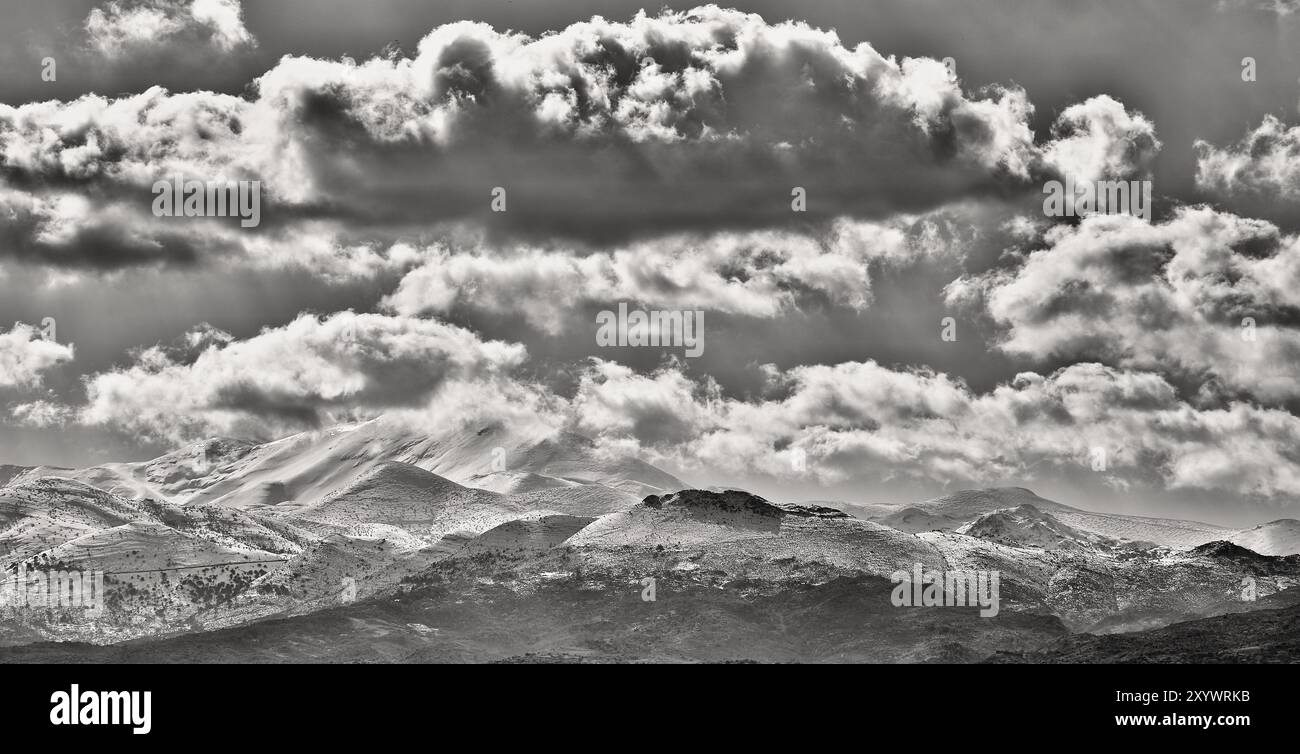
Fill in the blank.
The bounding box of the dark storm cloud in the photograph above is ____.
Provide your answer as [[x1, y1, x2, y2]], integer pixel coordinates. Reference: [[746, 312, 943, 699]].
[[0, 191, 209, 268], [948, 207, 1300, 404], [0, 6, 1163, 269]]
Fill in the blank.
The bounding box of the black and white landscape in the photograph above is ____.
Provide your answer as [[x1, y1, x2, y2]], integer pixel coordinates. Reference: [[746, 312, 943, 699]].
[[2, 0, 1300, 664]]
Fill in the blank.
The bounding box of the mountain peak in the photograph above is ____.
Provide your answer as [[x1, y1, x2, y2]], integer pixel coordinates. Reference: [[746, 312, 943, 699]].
[[643, 489, 778, 515], [957, 503, 1104, 551], [1190, 540, 1277, 561], [330, 461, 466, 498], [918, 487, 1073, 518], [641, 489, 850, 519], [1226, 519, 1300, 557]]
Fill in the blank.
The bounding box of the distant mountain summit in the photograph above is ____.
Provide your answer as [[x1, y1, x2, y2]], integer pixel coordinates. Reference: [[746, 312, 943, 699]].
[[957, 504, 1111, 551], [642, 489, 850, 519], [917, 487, 1075, 518], [863, 488, 1075, 534]]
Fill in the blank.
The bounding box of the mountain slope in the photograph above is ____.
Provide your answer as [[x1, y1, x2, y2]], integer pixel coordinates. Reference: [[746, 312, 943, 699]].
[[0, 478, 161, 565], [1051, 510, 1230, 551], [988, 596, 1300, 663], [510, 484, 640, 517], [1229, 519, 1300, 556], [452, 513, 594, 560], [269, 461, 525, 542], [850, 488, 1077, 535], [7, 421, 1300, 662], [957, 504, 1112, 551], [844, 487, 1239, 552], [561, 489, 946, 583], [433, 423, 688, 497], [9, 420, 687, 514], [915, 488, 1077, 519]]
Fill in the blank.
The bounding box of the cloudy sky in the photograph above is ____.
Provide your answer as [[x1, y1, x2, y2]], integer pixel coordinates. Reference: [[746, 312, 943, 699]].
[[2, 0, 1300, 525]]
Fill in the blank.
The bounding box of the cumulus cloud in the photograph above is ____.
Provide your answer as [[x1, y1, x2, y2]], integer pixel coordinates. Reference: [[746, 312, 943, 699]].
[[381, 213, 966, 333], [33, 304, 1300, 501], [19, 3, 1295, 510], [572, 358, 1300, 500], [240, 5, 1042, 239], [0, 87, 265, 267], [1042, 95, 1160, 184], [0, 323, 74, 389], [947, 206, 1300, 403], [76, 312, 526, 442], [0, 7, 1158, 269], [85, 0, 255, 58], [1196, 115, 1300, 205]]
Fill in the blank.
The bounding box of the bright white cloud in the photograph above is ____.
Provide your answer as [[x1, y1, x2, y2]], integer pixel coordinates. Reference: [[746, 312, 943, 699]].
[[77, 312, 525, 442], [1042, 95, 1160, 184], [949, 207, 1300, 403], [573, 358, 1300, 500], [0, 323, 74, 389], [1196, 115, 1300, 204], [85, 0, 255, 58]]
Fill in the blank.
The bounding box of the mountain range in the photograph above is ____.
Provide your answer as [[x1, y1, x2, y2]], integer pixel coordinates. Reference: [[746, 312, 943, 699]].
[[2, 418, 1298, 662]]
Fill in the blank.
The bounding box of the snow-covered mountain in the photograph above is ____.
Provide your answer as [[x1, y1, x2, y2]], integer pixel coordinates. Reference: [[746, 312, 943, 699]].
[[3, 426, 1300, 660], [1229, 519, 1300, 557], [956, 504, 1112, 551], [847, 486, 1237, 551], [5, 418, 686, 511]]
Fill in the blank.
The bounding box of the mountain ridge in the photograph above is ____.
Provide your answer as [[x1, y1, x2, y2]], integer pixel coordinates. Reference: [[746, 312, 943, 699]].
[[4, 427, 1300, 658]]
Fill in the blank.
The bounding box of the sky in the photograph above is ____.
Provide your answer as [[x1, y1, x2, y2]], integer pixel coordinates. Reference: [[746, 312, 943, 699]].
[[1, 0, 1300, 525]]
